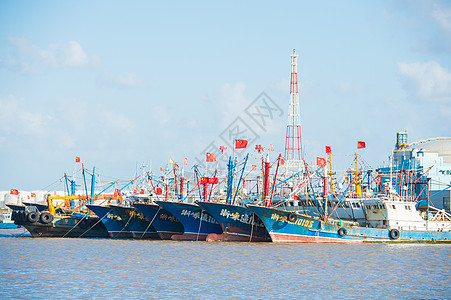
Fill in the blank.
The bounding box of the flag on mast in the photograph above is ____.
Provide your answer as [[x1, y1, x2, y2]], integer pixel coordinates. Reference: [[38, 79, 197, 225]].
[[235, 139, 248, 149], [316, 157, 327, 167], [357, 141, 366, 149], [206, 152, 216, 162], [169, 158, 175, 164], [325, 146, 331, 153], [75, 156, 81, 163]]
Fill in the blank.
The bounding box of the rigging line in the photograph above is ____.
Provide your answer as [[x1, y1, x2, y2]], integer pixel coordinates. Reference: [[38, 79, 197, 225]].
[[62, 215, 87, 238], [249, 213, 255, 243], [196, 208, 204, 242], [116, 210, 134, 237], [139, 206, 161, 239], [78, 207, 113, 238]]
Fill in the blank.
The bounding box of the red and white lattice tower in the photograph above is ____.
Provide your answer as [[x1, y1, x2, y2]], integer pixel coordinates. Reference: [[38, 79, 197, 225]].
[[284, 49, 303, 176]]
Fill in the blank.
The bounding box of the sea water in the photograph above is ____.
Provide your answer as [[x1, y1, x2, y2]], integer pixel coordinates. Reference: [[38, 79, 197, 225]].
[[0, 229, 449, 299]]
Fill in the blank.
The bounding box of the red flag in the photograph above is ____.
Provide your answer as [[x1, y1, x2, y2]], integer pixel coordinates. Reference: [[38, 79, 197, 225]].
[[280, 157, 285, 165], [140, 189, 144, 194], [75, 156, 81, 163], [325, 146, 331, 154], [10, 189, 19, 195], [160, 167, 166, 172], [208, 177, 219, 184], [156, 187, 162, 195], [270, 144, 274, 151], [252, 165, 257, 171], [183, 158, 187, 165], [206, 152, 216, 162], [357, 141, 366, 149], [219, 146, 227, 151], [255, 144, 265, 152], [200, 177, 209, 185], [316, 157, 327, 167], [235, 139, 248, 149]]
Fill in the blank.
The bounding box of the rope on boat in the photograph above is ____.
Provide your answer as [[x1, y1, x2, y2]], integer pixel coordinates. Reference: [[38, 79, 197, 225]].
[[78, 208, 113, 238], [116, 212, 133, 236], [196, 208, 204, 241], [62, 214, 90, 238], [139, 206, 161, 239], [249, 213, 255, 242]]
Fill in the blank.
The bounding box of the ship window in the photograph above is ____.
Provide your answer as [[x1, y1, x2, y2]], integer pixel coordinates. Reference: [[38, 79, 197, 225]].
[[392, 205, 396, 209], [355, 203, 361, 208], [444, 197, 450, 210]]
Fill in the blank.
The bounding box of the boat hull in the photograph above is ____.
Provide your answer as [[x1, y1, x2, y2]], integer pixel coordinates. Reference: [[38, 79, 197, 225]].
[[132, 203, 184, 239], [196, 201, 271, 242], [11, 210, 109, 238], [156, 201, 222, 241], [247, 205, 451, 243], [87, 204, 159, 239]]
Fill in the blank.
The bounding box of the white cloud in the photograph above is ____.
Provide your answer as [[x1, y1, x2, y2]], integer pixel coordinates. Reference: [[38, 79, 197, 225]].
[[3, 37, 99, 73], [98, 72, 145, 88], [431, 3, 451, 33], [0, 95, 51, 137], [397, 61, 451, 102], [0, 94, 138, 151]]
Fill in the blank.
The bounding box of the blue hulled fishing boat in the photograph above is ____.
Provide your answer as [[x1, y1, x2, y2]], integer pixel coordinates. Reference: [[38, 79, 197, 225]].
[[156, 201, 222, 241], [248, 197, 451, 243], [197, 201, 271, 242], [87, 204, 159, 239], [132, 202, 184, 239]]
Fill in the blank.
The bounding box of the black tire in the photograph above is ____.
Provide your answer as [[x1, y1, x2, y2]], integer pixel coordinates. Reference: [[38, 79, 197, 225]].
[[337, 227, 347, 237], [389, 229, 400, 240], [288, 213, 297, 222], [27, 212, 40, 223], [40, 212, 54, 224]]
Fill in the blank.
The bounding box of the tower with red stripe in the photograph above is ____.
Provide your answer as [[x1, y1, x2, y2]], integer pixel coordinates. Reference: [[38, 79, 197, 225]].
[[284, 49, 303, 175]]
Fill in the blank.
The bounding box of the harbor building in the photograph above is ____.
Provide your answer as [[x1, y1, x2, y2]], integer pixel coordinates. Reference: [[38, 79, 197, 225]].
[[378, 132, 451, 211]]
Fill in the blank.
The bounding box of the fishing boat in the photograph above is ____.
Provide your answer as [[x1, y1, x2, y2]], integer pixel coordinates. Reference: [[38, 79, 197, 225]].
[[86, 204, 159, 239], [156, 200, 222, 241], [248, 195, 451, 243], [10, 205, 109, 238], [132, 202, 184, 239], [0, 211, 20, 229], [197, 201, 271, 242]]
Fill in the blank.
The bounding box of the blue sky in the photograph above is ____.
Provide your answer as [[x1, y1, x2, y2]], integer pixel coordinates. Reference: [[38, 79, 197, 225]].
[[0, 0, 450, 190]]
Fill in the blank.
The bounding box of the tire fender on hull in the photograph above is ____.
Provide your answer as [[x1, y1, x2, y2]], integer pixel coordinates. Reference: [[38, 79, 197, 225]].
[[337, 227, 347, 237], [389, 229, 400, 240]]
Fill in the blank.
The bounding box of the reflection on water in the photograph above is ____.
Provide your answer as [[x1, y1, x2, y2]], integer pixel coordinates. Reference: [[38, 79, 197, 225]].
[[0, 229, 449, 299]]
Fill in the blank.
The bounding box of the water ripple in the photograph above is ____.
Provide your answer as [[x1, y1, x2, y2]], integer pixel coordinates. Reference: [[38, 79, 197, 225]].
[[0, 229, 449, 299]]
